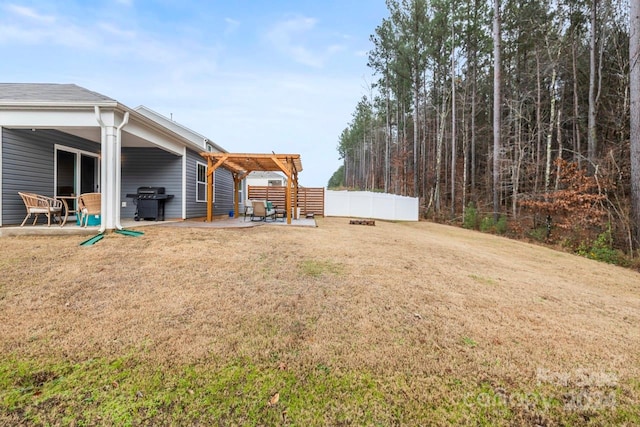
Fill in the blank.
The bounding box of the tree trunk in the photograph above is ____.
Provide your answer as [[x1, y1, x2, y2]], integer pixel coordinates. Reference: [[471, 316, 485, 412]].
[[588, 0, 598, 165], [403, 100, 409, 196], [535, 50, 542, 193], [463, 98, 469, 216], [422, 69, 428, 199], [470, 0, 478, 194], [451, 24, 457, 218], [414, 72, 420, 197], [471, 57, 477, 193], [493, 0, 502, 220], [545, 68, 557, 195], [630, 0, 640, 248], [572, 33, 582, 167], [512, 103, 522, 219], [435, 91, 447, 213], [385, 69, 391, 193], [395, 96, 401, 194], [555, 107, 563, 191]]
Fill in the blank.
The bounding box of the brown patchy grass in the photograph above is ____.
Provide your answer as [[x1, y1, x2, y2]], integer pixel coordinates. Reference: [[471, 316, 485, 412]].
[[1, 217, 639, 425]]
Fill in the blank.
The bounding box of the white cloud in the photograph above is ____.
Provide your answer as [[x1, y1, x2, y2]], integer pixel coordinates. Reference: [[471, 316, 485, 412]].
[[327, 44, 346, 54], [266, 16, 345, 68], [0, 21, 96, 49], [224, 17, 240, 35], [265, 16, 318, 67], [4, 4, 55, 23], [0, 24, 42, 44], [97, 22, 136, 39], [0, 4, 99, 48], [0, 5, 219, 70]]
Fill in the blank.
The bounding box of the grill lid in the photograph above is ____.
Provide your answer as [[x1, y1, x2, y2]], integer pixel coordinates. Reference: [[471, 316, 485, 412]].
[[137, 186, 165, 195]]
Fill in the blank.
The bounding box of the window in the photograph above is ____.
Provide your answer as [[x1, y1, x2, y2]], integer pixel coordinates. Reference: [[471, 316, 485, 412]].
[[196, 162, 211, 202]]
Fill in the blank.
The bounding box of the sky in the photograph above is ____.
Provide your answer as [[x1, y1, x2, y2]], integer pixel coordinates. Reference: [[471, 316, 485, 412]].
[[0, 0, 390, 187]]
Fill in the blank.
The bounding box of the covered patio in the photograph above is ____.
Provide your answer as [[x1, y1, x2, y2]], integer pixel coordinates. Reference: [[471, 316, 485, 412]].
[[200, 153, 303, 225]]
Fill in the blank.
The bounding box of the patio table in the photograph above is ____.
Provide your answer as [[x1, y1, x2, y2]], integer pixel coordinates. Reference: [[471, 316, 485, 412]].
[[56, 195, 78, 227]]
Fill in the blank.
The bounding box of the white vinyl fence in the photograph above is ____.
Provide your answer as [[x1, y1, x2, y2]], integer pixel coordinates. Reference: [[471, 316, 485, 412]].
[[325, 190, 419, 221]]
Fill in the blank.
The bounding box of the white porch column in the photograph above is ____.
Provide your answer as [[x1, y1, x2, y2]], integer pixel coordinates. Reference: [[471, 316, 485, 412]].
[[103, 124, 118, 230], [95, 107, 119, 231]]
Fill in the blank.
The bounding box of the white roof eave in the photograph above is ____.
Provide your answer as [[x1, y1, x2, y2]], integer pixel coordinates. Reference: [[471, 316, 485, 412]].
[[0, 101, 119, 109], [0, 101, 207, 154], [134, 105, 227, 153]]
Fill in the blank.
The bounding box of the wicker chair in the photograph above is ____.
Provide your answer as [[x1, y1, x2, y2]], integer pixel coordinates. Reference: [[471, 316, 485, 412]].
[[250, 200, 276, 221], [18, 192, 64, 227], [78, 193, 101, 227]]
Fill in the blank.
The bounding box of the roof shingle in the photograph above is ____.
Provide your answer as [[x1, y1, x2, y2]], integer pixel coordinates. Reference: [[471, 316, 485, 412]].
[[0, 83, 115, 103]]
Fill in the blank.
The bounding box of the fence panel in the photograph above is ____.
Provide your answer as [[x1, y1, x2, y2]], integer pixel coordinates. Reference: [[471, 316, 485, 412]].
[[248, 186, 325, 216], [325, 190, 418, 221]]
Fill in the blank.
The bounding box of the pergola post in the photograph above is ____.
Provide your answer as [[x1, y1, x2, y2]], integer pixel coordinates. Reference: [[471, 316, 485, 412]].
[[286, 171, 292, 224], [206, 154, 229, 222], [233, 173, 240, 218], [206, 156, 213, 222], [293, 171, 299, 220]]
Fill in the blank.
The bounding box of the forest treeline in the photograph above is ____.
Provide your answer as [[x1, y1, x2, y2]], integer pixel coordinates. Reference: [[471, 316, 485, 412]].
[[329, 0, 640, 257]]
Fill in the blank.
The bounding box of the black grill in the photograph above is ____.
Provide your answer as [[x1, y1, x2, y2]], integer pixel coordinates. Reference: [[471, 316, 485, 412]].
[[126, 187, 174, 221]]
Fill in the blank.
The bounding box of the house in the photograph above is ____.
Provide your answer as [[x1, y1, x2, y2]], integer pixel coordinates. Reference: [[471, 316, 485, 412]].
[[0, 83, 234, 229], [246, 171, 287, 187]]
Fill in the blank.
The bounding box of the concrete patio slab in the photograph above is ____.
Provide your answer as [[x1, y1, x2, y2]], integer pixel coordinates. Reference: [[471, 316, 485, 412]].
[[0, 216, 317, 237]]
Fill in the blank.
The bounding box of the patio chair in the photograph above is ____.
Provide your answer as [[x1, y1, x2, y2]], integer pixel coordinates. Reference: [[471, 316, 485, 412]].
[[243, 199, 254, 222], [18, 192, 64, 227], [251, 200, 276, 221], [78, 192, 101, 227]]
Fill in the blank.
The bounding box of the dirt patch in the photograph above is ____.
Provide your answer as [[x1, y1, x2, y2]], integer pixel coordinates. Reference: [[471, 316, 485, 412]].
[[1, 217, 639, 412]]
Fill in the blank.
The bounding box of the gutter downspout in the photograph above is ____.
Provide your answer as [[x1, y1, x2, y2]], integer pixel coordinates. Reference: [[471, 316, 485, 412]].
[[115, 112, 129, 230], [95, 106, 108, 234]]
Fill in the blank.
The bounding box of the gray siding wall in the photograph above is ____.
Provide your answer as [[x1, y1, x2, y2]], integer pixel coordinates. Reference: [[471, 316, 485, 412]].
[[1, 128, 99, 225], [185, 149, 207, 218], [121, 147, 182, 221], [1, 127, 228, 225], [214, 166, 234, 216], [185, 149, 235, 218]]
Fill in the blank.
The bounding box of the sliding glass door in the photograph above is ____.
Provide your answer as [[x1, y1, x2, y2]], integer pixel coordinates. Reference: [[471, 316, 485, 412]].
[[55, 146, 99, 213]]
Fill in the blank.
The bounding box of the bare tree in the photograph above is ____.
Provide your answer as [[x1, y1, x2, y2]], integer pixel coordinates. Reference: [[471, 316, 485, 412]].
[[545, 67, 558, 195], [631, 0, 640, 248], [451, 9, 457, 217], [588, 0, 598, 165], [493, 0, 502, 220]]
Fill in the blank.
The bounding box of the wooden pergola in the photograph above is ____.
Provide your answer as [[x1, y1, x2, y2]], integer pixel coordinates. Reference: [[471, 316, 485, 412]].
[[199, 152, 303, 224]]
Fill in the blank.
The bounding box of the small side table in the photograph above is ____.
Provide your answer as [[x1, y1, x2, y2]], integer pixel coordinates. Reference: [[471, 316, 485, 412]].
[[274, 208, 286, 222], [56, 195, 78, 227]]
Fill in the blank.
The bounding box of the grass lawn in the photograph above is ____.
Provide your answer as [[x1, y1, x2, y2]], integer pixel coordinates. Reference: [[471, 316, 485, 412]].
[[1, 217, 639, 425]]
